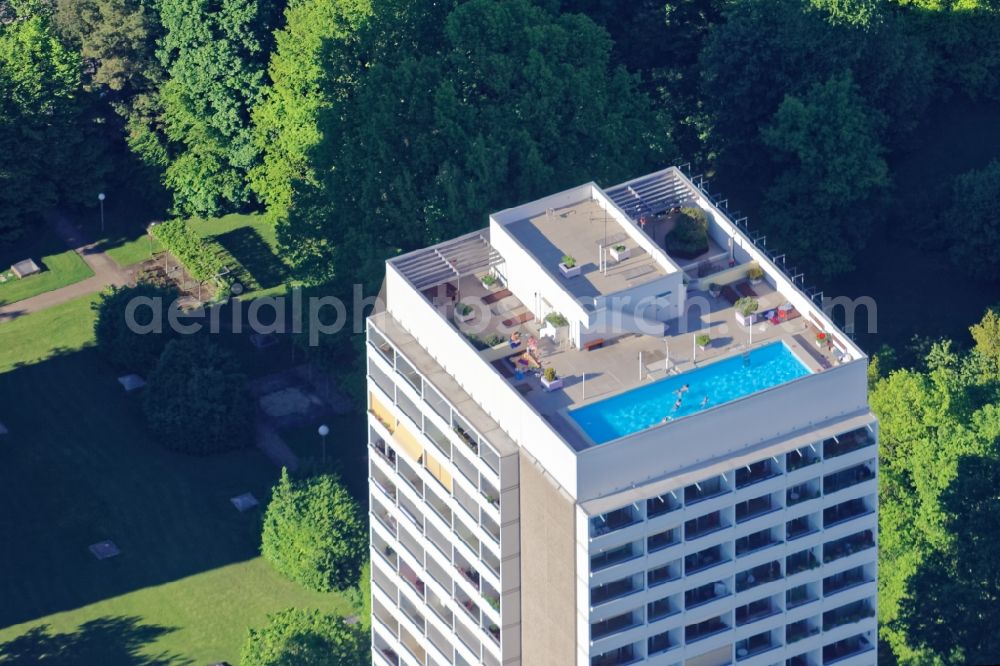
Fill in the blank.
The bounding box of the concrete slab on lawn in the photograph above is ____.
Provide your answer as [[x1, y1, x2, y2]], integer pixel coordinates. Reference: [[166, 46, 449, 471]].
[[89, 540, 121, 560], [11, 259, 41, 278], [117, 374, 147, 392], [230, 492, 259, 512]]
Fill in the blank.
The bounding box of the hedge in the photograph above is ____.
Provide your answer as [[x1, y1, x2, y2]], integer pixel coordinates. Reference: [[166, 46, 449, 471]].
[[151, 220, 258, 290]]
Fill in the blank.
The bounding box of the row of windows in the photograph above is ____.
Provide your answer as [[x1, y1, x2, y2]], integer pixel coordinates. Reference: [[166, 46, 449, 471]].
[[590, 521, 876, 613], [590, 426, 875, 539], [591, 622, 875, 666]]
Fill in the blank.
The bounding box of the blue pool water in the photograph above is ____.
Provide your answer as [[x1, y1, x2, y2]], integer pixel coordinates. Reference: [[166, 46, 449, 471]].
[[569, 341, 811, 444]]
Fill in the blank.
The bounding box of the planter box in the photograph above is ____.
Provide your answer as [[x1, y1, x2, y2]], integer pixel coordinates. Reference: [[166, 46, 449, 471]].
[[541, 376, 564, 391], [559, 262, 581, 278], [735, 311, 756, 326], [455, 307, 475, 323], [610, 246, 630, 262], [750, 277, 763, 285], [481, 277, 498, 290]]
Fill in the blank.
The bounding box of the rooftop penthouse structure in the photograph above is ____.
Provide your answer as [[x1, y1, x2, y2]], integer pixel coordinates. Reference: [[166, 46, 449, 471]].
[[366, 166, 877, 666]]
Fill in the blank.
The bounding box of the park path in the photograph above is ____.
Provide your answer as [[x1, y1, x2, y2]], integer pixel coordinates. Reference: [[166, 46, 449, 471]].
[[0, 212, 131, 322]]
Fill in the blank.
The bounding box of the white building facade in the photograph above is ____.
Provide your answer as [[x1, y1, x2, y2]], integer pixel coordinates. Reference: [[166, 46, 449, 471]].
[[366, 167, 878, 666]]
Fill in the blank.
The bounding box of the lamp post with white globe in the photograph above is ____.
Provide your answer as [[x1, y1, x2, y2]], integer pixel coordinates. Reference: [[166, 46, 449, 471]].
[[318, 424, 330, 464], [97, 192, 107, 234]]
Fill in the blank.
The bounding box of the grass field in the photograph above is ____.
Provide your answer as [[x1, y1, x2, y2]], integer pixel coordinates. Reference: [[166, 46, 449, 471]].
[[0, 230, 93, 307], [104, 232, 163, 268], [0, 298, 360, 664]]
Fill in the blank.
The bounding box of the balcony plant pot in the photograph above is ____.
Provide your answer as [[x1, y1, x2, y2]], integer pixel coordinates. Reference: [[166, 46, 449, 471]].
[[541, 375, 564, 391], [559, 255, 580, 278], [747, 264, 765, 285], [734, 310, 755, 326], [708, 282, 721, 298], [455, 304, 475, 323], [480, 273, 498, 290], [610, 244, 630, 262], [559, 262, 580, 278]]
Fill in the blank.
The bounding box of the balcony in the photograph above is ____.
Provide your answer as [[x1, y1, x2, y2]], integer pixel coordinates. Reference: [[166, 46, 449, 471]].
[[736, 598, 779, 626], [457, 589, 481, 623], [824, 428, 874, 460], [786, 619, 820, 644], [685, 510, 728, 540], [685, 581, 729, 609], [647, 630, 675, 656], [786, 549, 820, 576], [736, 631, 777, 661], [685, 476, 728, 505], [592, 575, 640, 606], [736, 528, 781, 557], [647, 492, 681, 518], [823, 530, 875, 564], [455, 558, 481, 591], [823, 634, 874, 664], [592, 542, 639, 571], [480, 478, 501, 510], [371, 438, 397, 466], [591, 644, 638, 666], [823, 498, 872, 529], [786, 515, 818, 541], [787, 447, 821, 473], [648, 562, 681, 587], [736, 459, 780, 489], [647, 595, 679, 622], [787, 483, 820, 506], [823, 600, 875, 631], [685, 616, 730, 643], [736, 560, 782, 593], [591, 506, 640, 537], [824, 566, 871, 596], [592, 610, 641, 640], [486, 622, 500, 645], [824, 463, 874, 495], [452, 420, 479, 455], [399, 560, 426, 598], [685, 545, 727, 575], [648, 527, 680, 552], [736, 495, 778, 523], [786, 583, 818, 609]]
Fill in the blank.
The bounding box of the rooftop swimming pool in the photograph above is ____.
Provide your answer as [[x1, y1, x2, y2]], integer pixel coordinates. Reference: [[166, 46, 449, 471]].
[[568, 341, 812, 444]]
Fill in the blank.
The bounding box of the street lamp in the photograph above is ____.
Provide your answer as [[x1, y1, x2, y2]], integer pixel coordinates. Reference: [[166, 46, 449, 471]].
[[98, 193, 106, 234], [318, 424, 330, 464], [147, 222, 157, 258]]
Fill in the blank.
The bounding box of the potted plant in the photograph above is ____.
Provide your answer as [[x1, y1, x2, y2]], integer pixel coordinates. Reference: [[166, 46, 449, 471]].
[[696, 333, 711, 351], [610, 243, 630, 262], [541, 366, 563, 391], [559, 254, 580, 278], [734, 296, 758, 326], [708, 282, 722, 298], [815, 331, 828, 348], [544, 311, 568, 327], [747, 264, 764, 285], [481, 272, 497, 289], [455, 302, 475, 322]]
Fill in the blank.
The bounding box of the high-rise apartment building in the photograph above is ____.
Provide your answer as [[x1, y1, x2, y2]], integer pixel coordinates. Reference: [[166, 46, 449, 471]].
[[366, 166, 877, 666]]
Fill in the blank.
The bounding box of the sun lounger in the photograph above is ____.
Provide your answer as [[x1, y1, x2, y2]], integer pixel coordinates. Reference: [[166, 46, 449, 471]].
[[735, 281, 757, 299], [481, 288, 512, 305], [502, 311, 535, 327], [720, 285, 740, 305]]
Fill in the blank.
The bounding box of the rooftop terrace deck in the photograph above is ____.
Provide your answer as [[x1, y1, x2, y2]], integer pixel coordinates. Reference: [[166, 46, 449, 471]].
[[446, 278, 846, 450], [503, 199, 669, 299]]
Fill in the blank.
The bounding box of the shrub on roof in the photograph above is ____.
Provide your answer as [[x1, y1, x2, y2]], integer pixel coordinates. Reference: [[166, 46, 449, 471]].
[[665, 207, 709, 259]]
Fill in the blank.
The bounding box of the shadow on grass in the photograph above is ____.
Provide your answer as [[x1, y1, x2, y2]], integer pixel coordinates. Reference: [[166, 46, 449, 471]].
[[214, 227, 288, 290], [0, 616, 190, 665]]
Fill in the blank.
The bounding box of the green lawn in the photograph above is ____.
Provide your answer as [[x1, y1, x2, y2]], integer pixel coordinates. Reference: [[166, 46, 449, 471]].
[[0, 299, 360, 664], [0, 230, 93, 307], [104, 232, 163, 269], [187, 213, 292, 299]]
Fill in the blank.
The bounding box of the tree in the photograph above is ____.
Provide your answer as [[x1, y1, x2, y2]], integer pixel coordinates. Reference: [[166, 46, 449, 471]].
[[93, 283, 180, 374], [945, 160, 1000, 281], [261, 469, 366, 592], [142, 336, 253, 454], [0, 5, 109, 244], [279, 0, 674, 287], [761, 71, 888, 278], [155, 0, 281, 216], [250, 0, 372, 215], [872, 323, 1000, 665], [240, 608, 368, 666]]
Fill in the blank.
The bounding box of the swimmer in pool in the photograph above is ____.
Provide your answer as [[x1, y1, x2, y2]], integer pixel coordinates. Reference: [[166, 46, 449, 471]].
[[673, 397, 683, 411], [701, 396, 709, 407]]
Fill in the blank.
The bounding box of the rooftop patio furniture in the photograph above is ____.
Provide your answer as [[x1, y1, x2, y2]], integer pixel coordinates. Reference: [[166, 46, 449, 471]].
[[481, 288, 512, 305], [720, 284, 740, 305], [735, 281, 757, 299], [502, 311, 534, 327]]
